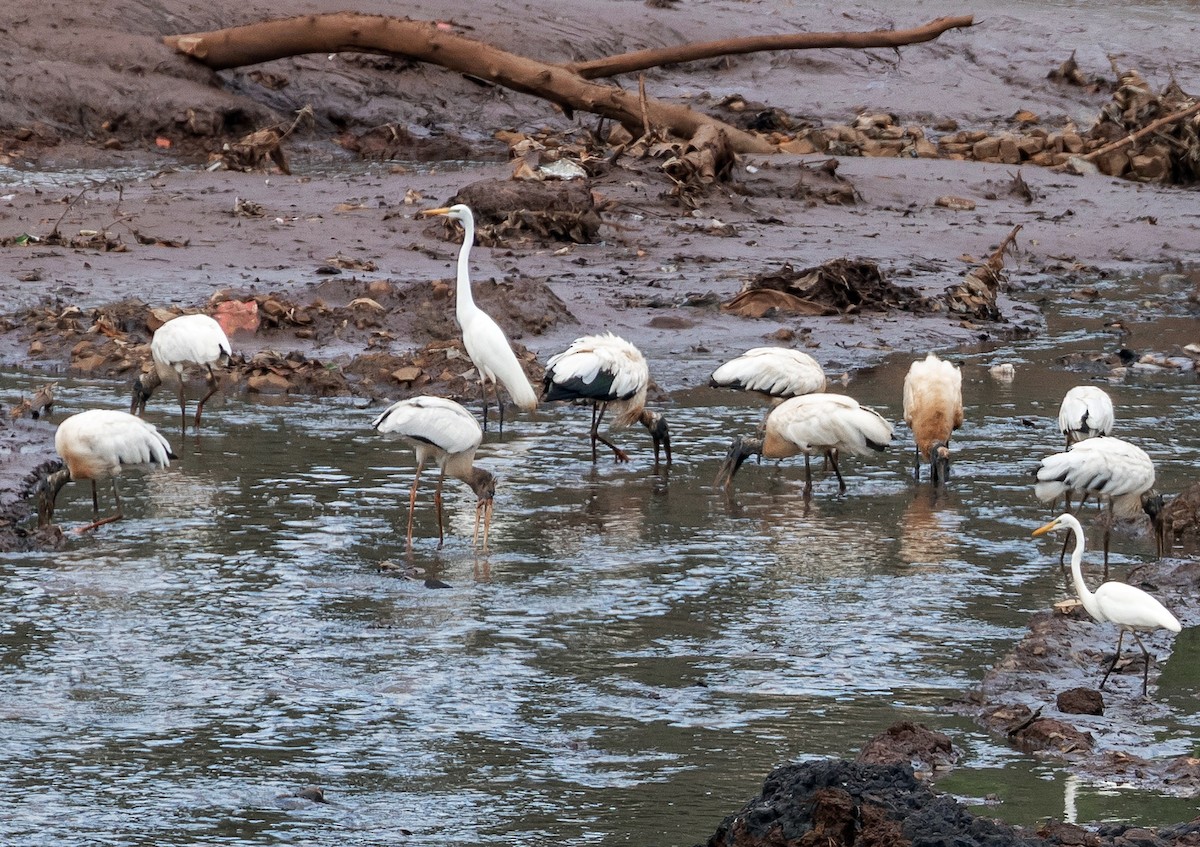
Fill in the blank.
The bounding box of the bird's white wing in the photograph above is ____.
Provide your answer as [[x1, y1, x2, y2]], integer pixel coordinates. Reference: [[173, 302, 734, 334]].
[[58, 409, 173, 472], [545, 334, 648, 402], [775, 394, 892, 454], [460, 311, 537, 410], [152, 314, 232, 367], [1093, 581, 1182, 631], [711, 348, 825, 397], [1058, 385, 1114, 437], [1035, 437, 1155, 501], [373, 396, 482, 454]]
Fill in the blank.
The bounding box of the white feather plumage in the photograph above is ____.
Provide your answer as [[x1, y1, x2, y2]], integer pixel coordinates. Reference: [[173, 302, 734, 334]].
[[710, 347, 826, 399], [427, 204, 537, 423], [56, 409, 173, 479], [1058, 385, 1115, 445], [1034, 436, 1154, 516], [769, 393, 894, 458]]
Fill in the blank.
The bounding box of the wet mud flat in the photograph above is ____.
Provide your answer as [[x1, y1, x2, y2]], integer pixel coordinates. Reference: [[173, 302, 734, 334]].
[[3, 0, 1200, 839]]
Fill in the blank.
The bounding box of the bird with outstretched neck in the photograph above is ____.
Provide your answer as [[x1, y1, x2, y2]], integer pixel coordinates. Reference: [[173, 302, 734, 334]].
[[420, 204, 537, 433], [1033, 512, 1182, 698]]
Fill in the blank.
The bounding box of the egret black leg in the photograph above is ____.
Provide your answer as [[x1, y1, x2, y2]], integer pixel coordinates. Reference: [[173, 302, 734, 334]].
[[802, 454, 813, 499], [1099, 629, 1127, 690], [478, 380, 490, 432], [1131, 631, 1154, 698], [913, 446, 921, 481]]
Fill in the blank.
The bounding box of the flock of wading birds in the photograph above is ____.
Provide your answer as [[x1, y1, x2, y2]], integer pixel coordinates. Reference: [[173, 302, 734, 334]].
[[36, 204, 1187, 697]]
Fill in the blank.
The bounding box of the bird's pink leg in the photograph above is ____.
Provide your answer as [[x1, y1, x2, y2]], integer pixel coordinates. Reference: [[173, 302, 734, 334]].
[[195, 365, 219, 429], [590, 403, 629, 463], [406, 462, 424, 550]]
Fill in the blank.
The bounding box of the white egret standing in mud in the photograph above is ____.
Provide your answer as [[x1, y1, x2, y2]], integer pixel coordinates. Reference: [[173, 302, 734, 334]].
[[542, 332, 671, 465], [420, 204, 537, 432], [38, 409, 176, 532], [372, 395, 495, 550], [1033, 512, 1182, 697], [715, 393, 892, 496], [131, 313, 232, 434], [1034, 436, 1155, 579], [1057, 385, 1115, 450], [901, 352, 963, 486]]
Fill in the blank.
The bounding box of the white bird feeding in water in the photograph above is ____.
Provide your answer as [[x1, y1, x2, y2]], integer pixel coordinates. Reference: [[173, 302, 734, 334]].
[[38, 409, 176, 532], [542, 333, 671, 465], [372, 395, 496, 550], [1034, 436, 1156, 579], [1058, 385, 1115, 450], [131, 313, 231, 434], [709, 347, 827, 401], [715, 393, 893, 496], [902, 352, 964, 486], [1033, 512, 1182, 697], [420, 204, 538, 432]]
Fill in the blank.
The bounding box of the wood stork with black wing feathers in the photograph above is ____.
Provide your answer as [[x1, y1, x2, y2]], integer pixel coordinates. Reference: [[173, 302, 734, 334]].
[[37, 409, 176, 532], [131, 313, 231, 434], [709, 347, 827, 401], [542, 333, 670, 465], [1058, 385, 1115, 450], [1034, 436, 1155, 580], [902, 352, 964, 486], [715, 393, 893, 496], [421, 204, 538, 432], [1034, 512, 1182, 697], [372, 395, 495, 550]]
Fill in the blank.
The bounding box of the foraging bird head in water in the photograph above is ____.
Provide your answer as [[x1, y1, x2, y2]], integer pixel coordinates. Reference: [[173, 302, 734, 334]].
[[641, 410, 671, 466], [931, 440, 951, 487]]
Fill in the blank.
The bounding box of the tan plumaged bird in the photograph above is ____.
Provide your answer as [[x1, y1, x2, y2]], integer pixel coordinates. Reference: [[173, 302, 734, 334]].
[[372, 395, 496, 550], [902, 352, 964, 485], [421, 204, 537, 432], [542, 333, 671, 465], [1057, 385, 1115, 450], [38, 409, 176, 532], [1034, 512, 1182, 697], [131, 313, 232, 434], [715, 393, 893, 495]]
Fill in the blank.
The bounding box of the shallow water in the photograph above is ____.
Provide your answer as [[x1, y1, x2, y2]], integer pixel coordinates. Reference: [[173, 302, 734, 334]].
[[2, 269, 1199, 846]]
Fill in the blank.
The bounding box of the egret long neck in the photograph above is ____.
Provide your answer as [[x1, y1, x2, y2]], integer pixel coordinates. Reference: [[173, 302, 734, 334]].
[[455, 213, 479, 320], [1066, 520, 1102, 619]]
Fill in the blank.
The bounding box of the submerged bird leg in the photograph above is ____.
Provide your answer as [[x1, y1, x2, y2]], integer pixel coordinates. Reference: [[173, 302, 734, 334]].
[[90, 480, 100, 517], [497, 387, 506, 435], [434, 469, 448, 549], [406, 460, 425, 549], [75, 480, 125, 534], [1099, 628, 1128, 691], [913, 445, 921, 480], [195, 364, 220, 429], [829, 450, 847, 494], [478, 379, 491, 433], [176, 380, 189, 434], [1131, 631, 1154, 698], [589, 403, 629, 463]]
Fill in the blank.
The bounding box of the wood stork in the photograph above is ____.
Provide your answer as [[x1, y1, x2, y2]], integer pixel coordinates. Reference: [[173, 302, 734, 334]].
[[715, 393, 893, 496], [131, 313, 231, 434], [1141, 482, 1200, 558], [1034, 436, 1155, 579], [542, 333, 670, 465], [901, 352, 963, 485], [372, 395, 496, 550], [1034, 512, 1182, 697], [420, 204, 538, 432], [709, 347, 827, 401], [1058, 385, 1115, 449], [37, 409, 176, 532]]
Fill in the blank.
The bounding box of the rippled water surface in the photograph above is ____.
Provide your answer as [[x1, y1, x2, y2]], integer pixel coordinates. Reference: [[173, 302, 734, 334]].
[[2, 270, 1200, 845]]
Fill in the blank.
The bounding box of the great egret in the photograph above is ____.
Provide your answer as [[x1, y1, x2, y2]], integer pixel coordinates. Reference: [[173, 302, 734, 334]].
[[1057, 385, 1115, 450], [131, 313, 231, 434], [371, 395, 495, 550], [902, 352, 964, 485], [421, 204, 538, 432], [1033, 512, 1182, 697], [709, 347, 827, 400], [542, 332, 670, 465], [715, 393, 893, 496], [37, 409, 176, 532], [1034, 436, 1155, 579]]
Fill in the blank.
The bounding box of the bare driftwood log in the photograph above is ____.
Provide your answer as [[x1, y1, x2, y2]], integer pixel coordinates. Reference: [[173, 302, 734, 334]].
[[164, 13, 973, 156]]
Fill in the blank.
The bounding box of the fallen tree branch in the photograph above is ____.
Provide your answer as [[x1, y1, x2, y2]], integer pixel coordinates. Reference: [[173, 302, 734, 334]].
[[568, 15, 975, 79], [1081, 100, 1200, 161]]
